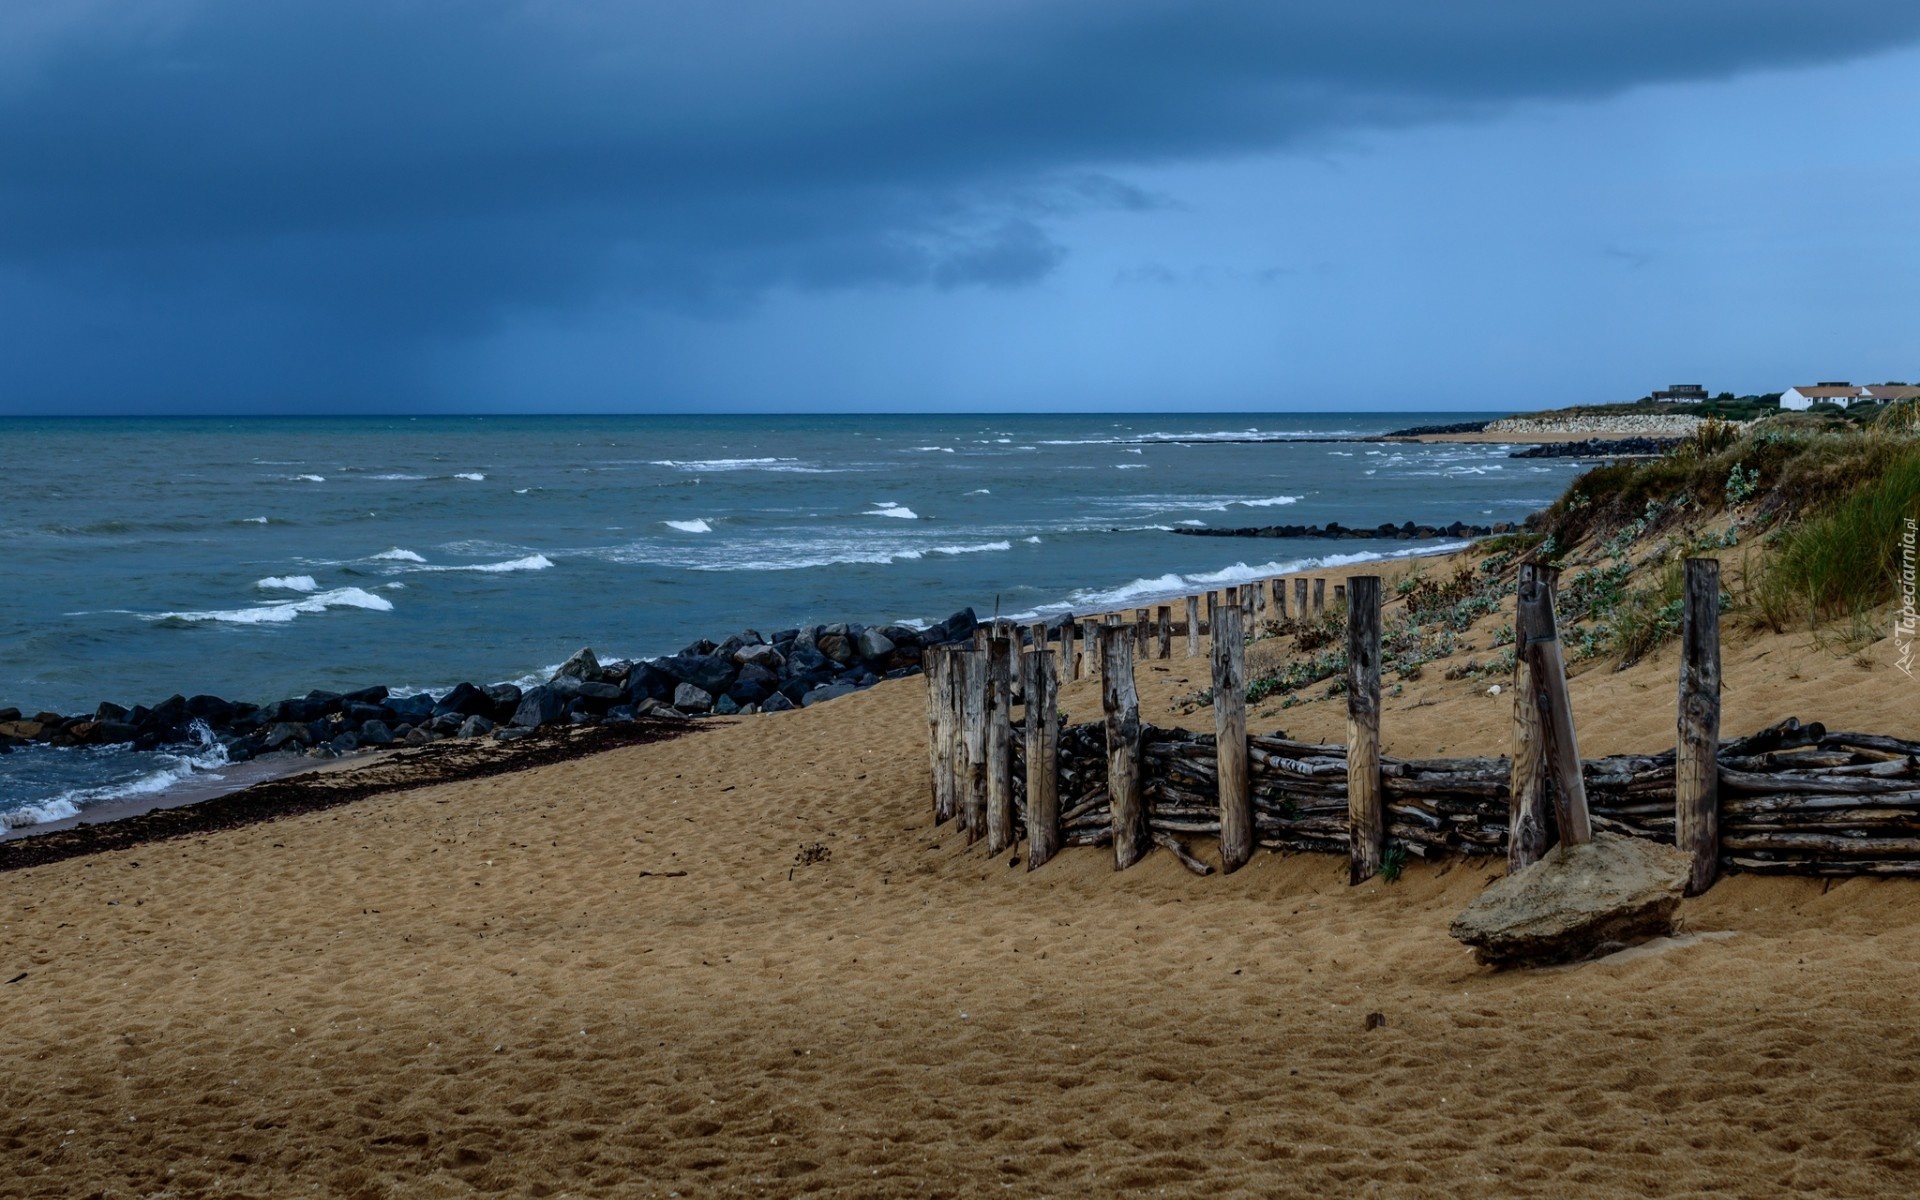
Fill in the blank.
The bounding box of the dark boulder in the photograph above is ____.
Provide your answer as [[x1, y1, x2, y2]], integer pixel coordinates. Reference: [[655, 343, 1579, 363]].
[[435, 682, 493, 718], [457, 714, 495, 738], [342, 685, 390, 706], [801, 681, 860, 707], [511, 686, 569, 729], [94, 701, 130, 723], [652, 653, 736, 696], [855, 628, 896, 660], [358, 720, 395, 747], [712, 694, 741, 715], [760, 691, 796, 714], [673, 682, 714, 713], [89, 720, 139, 745], [784, 645, 830, 679], [263, 722, 312, 751], [626, 663, 676, 704], [729, 662, 779, 704]]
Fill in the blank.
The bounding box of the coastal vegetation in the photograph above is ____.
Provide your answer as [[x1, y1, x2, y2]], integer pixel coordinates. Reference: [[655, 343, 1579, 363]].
[[1230, 407, 1920, 711]]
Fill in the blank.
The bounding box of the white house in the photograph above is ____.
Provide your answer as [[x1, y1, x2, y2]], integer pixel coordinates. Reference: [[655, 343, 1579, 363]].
[[1780, 383, 1867, 410]]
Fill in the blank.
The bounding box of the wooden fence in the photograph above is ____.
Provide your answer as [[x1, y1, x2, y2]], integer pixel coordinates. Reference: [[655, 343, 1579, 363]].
[[923, 564, 1920, 885]]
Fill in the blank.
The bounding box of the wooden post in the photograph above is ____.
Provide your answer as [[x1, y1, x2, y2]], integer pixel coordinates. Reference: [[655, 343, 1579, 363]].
[[985, 636, 1014, 855], [1312, 577, 1326, 614], [1271, 578, 1286, 621], [1061, 618, 1078, 682], [944, 646, 967, 826], [925, 648, 952, 824], [1250, 579, 1267, 627], [1346, 577, 1384, 884], [1507, 563, 1550, 871], [1211, 597, 1251, 873], [1079, 619, 1098, 679], [1024, 646, 1061, 869], [1334, 583, 1346, 608], [1100, 626, 1147, 870], [1239, 583, 1256, 628], [1294, 578, 1308, 620], [1185, 595, 1200, 657], [1518, 575, 1592, 846], [1676, 558, 1722, 895], [1155, 606, 1172, 659], [958, 650, 987, 840]]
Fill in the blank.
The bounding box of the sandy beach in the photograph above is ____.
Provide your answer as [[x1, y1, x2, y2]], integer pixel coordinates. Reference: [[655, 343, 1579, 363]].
[[4, 539, 1917, 1197]]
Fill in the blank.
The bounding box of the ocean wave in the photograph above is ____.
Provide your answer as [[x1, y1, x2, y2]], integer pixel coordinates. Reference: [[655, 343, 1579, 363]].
[[908, 446, 956, 453], [1024, 536, 1042, 543], [256, 575, 320, 592], [1115, 464, 1148, 470], [454, 472, 486, 481], [408, 554, 554, 574], [1014, 542, 1473, 619], [647, 457, 845, 474], [663, 518, 713, 533], [240, 516, 270, 524], [1178, 519, 1207, 527], [371, 547, 427, 562], [369, 473, 429, 481], [1232, 495, 1302, 508], [865, 502, 919, 519], [965, 488, 991, 495], [147, 587, 395, 625], [0, 724, 229, 831], [291, 474, 326, 483]]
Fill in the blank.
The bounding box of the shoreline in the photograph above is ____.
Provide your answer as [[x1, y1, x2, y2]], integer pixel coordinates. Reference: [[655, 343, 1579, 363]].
[[0, 538, 1484, 847]]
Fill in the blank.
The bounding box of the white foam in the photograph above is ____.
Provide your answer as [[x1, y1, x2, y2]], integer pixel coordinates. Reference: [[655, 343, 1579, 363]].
[[454, 472, 486, 481], [0, 724, 229, 831], [865, 502, 919, 520], [1021, 543, 1473, 619], [292, 474, 325, 483], [149, 587, 395, 625], [663, 519, 713, 533], [648, 457, 838, 473], [409, 554, 554, 574], [371, 547, 427, 562], [1115, 464, 1148, 470], [1178, 519, 1206, 527], [1233, 495, 1303, 508], [256, 575, 319, 593], [965, 488, 991, 495], [1024, 536, 1042, 544], [909, 446, 956, 454], [369, 473, 428, 481], [241, 516, 269, 524]]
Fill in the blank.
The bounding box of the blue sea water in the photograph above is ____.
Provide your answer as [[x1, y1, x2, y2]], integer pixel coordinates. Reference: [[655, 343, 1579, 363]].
[[0, 412, 1585, 827]]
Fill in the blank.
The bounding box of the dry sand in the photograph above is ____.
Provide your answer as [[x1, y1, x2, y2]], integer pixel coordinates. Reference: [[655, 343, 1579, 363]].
[[4, 565, 1919, 1196]]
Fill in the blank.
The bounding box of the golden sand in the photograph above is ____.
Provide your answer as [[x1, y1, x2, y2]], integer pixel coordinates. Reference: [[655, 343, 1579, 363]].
[[3, 566, 1917, 1196]]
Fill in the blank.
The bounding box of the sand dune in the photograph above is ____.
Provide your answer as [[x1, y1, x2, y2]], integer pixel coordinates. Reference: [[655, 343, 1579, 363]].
[[4, 612, 1920, 1197]]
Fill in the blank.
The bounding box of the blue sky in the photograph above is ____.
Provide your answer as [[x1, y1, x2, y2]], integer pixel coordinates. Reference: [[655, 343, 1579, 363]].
[[2, 2, 1918, 414]]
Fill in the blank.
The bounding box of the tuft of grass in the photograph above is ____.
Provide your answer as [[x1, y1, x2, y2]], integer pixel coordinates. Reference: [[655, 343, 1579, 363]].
[[1756, 445, 1920, 631]]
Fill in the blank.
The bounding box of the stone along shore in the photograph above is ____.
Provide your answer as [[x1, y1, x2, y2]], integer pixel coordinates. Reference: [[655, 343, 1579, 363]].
[[0, 609, 987, 766]]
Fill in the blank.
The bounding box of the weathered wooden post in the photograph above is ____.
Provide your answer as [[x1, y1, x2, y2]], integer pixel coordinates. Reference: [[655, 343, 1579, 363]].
[[924, 648, 952, 823], [1507, 563, 1550, 871], [1061, 617, 1078, 682], [1133, 608, 1151, 653], [1024, 646, 1062, 869], [1250, 579, 1267, 627], [1079, 618, 1099, 679], [1518, 573, 1592, 845], [1676, 558, 1722, 895], [1100, 625, 1148, 870], [1211, 595, 1251, 873], [1239, 583, 1256, 628], [958, 650, 987, 840], [1312, 577, 1326, 614], [1185, 595, 1200, 657], [1347, 576, 1384, 884], [1334, 582, 1346, 608], [985, 636, 1014, 854], [1294, 578, 1308, 620], [1270, 578, 1287, 621], [1155, 605, 1172, 658]]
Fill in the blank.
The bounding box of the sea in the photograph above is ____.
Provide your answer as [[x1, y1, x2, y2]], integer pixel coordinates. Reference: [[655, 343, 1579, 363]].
[[0, 412, 1589, 831]]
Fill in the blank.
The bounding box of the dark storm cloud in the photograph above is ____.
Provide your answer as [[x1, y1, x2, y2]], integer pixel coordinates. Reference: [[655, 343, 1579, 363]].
[[2, 0, 1918, 406]]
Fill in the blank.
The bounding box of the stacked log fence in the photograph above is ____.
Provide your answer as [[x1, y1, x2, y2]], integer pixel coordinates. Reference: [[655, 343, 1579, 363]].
[[923, 564, 1920, 882]]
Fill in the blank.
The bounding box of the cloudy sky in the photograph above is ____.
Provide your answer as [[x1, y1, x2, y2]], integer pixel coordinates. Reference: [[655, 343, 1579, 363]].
[[3, 1, 1919, 415]]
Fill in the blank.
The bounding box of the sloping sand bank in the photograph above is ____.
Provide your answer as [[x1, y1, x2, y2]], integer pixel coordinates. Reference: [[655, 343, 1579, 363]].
[[5, 658, 1920, 1197]]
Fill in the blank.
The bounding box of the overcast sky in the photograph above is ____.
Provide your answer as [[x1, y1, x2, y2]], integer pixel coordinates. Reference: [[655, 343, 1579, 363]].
[[3, 1, 1919, 415]]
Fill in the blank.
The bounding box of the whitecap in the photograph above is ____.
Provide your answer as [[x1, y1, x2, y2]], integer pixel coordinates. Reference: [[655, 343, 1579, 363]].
[[1232, 496, 1303, 508], [1023, 536, 1042, 544], [256, 575, 319, 593], [292, 474, 325, 483], [410, 554, 554, 574], [454, 472, 486, 481], [865, 502, 919, 520], [965, 489, 992, 495], [148, 587, 394, 626], [241, 516, 269, 524], [663, 519, 713, 533], [1115, 464, 1148, 470], [369, 473, 428, 481], [1178, 519, 1206, 527], [371, 548, 427, 562]]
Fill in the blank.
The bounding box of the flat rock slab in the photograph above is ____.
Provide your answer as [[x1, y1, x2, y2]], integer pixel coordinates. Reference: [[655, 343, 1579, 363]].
[[1450, 832, 1693, 967]]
